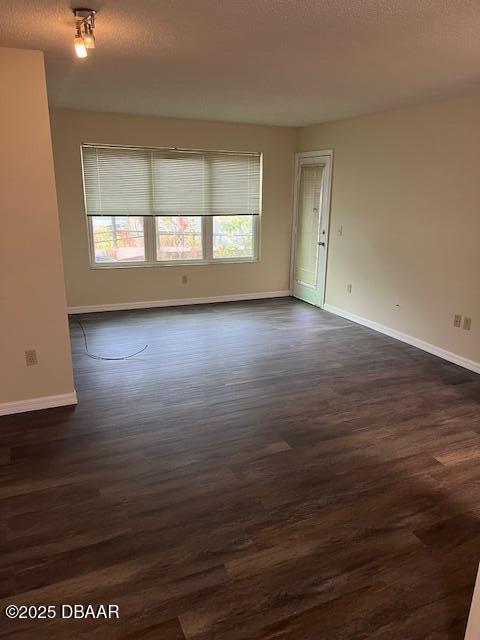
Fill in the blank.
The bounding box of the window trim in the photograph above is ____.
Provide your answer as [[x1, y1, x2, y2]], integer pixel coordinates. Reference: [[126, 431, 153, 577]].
[[86, 215, 260, 269]]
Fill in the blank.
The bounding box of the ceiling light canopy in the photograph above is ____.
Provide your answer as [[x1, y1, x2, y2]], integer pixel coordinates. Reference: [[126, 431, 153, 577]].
[[73, 8, 97, 59]]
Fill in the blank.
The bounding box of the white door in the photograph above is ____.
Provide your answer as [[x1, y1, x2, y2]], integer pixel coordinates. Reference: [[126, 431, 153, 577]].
[[292, 152, 333, 307]]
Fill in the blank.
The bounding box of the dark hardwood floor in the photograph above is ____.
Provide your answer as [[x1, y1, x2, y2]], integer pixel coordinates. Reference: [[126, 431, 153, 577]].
[[1, 298, 479, 639]]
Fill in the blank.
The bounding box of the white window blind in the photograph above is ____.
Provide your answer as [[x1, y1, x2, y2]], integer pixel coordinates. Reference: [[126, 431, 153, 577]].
[[81, 144, 262, 217]]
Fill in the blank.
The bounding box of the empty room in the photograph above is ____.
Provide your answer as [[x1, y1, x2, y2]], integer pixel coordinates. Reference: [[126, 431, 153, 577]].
[[1, 1, 480, 638]]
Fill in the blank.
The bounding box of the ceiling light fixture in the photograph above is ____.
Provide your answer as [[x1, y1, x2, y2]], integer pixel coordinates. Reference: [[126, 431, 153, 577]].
[[73, 8, 97, 59]]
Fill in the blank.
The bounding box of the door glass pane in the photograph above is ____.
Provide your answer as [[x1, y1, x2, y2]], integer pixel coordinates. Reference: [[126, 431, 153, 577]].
[[91, 216, 145, 263], [295, 165, 324, 286], [156, 216, 203, 261]]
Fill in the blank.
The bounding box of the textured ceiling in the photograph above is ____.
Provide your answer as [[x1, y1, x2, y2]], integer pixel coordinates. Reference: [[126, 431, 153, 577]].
[[1, 0, 480, 126]]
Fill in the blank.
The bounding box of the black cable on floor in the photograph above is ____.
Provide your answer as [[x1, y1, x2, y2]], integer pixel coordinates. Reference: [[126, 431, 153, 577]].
[[75, 318, 148, 361]]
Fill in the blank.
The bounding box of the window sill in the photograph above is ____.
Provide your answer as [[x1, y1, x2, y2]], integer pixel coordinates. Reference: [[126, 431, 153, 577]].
[[89, 257, 260, 270]]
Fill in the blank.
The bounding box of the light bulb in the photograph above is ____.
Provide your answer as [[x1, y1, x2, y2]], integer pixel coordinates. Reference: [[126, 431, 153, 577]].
[[74, 35, 88, 58], [83, 33, 95, 49], [83, 25, 95, 49]]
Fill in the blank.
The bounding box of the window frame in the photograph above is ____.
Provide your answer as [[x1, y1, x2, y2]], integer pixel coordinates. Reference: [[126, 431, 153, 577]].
[[86, 214, 260, 269]]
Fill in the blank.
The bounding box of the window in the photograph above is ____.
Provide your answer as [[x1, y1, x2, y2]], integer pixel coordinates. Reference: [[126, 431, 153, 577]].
[[213, 215, 255, 259], [91, 216, 145, 263], [81, 144, 261, 267], [156, 216, 203, 261]]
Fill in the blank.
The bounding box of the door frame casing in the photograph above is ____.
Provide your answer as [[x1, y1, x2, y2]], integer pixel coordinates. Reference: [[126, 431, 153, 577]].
[[290, 150, 334, 308]]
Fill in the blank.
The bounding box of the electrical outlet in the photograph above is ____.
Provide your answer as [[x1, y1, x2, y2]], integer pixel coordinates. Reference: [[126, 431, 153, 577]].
[[347, 283, 352, 294], [454, 314, 462, 328], [463, 317, 472, 331], [25, 349, 38, 366], [182, 275, 188, 285]]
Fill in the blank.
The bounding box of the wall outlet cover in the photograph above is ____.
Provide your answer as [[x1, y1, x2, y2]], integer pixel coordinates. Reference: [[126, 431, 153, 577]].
[[25, 349, 38, 366]]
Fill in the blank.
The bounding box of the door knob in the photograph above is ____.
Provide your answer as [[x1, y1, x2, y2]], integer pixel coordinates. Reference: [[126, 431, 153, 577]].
[[318, 242, 325, 246]]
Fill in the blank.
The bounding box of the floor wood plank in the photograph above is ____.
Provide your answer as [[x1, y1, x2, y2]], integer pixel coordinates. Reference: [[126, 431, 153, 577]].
[[0, 298, 479, 639]]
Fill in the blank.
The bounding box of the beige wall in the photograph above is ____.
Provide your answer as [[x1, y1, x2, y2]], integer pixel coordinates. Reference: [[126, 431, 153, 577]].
[[50, 109, 296, 308], [298, 96, 480, 364], [0, 48, 75, 408], [466, 565, 480, 640]]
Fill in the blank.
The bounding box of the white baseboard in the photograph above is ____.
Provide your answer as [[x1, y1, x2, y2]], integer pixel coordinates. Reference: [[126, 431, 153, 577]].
[[324, 304, 480, 375], [0, 391, 78, 417], [68, 291, 291, 314]]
